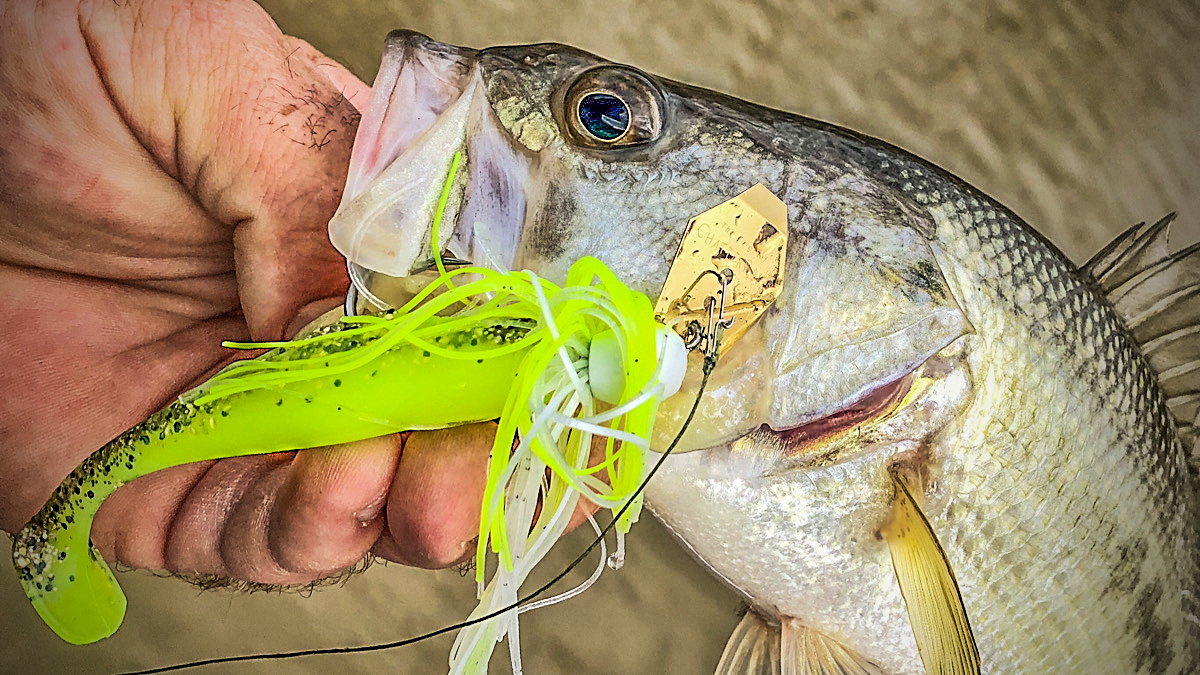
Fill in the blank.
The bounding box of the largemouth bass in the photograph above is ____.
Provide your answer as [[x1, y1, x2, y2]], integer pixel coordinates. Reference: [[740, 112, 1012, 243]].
[[330, 31, 1200, 673]]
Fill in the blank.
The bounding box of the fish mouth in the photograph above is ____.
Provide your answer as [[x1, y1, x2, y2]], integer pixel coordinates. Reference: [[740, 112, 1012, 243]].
[[329, 31, 530, 306], [758, 371, 915, 461], [733, 336, 972, 475]]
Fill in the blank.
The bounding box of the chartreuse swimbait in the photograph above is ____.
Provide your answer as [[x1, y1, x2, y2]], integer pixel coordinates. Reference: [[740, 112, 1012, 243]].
[[12, 256, 682, 654], [13, 154, 684, 664]]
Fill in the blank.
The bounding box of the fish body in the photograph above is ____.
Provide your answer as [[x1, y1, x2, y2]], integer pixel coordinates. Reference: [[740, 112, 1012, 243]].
[[333, 32, 1200, 673]]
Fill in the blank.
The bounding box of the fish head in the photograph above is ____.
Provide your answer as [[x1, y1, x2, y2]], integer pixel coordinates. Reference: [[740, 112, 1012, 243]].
[[332, 30, 975, 453], [331, 31, 985, 665], [333, 29, 974, 427]]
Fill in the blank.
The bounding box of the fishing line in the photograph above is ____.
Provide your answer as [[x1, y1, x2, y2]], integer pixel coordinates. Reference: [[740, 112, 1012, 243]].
[[119, 351, 719, 675]]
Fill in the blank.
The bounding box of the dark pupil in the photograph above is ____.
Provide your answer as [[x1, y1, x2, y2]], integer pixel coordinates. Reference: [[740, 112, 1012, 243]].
[[577, 93, 629, 141]]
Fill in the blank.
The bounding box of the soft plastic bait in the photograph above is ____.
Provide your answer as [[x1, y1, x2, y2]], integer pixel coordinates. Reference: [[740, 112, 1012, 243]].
[[13, 149, 797, 673], [12, 253, 686, 658]]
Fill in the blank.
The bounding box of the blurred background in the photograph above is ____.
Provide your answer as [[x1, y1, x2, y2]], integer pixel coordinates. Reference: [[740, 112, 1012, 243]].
[[3, 0, 1198, 672]]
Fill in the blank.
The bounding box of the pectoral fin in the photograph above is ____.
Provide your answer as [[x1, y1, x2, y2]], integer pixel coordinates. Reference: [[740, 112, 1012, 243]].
[[881, 471, 980, 675]]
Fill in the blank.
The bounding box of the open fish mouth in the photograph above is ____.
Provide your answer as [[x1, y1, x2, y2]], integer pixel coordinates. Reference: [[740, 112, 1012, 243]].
[[329, 31, 530, 307], [651, 328, 973, 477], [756, 369, 915, 465]]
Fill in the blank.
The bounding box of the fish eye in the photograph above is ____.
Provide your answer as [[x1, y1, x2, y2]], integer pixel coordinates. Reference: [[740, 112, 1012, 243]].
[[577, 93, 630, 141], [560, 66, 663, 149]]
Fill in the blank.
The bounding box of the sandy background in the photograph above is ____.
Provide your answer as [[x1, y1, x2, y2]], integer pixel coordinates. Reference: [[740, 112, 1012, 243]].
[[3, 0, 1198, 673]]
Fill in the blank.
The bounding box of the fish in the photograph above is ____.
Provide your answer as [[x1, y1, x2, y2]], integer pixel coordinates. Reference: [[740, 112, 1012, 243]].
[[329, 29, 1200, 673]]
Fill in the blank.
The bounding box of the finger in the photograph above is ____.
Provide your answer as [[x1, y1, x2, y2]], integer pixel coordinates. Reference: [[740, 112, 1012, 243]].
[[212, 455, 312, 584], [91, 461, 212, 571], [160, 454, 288, 579], [265, 436, 402, 576], [82, 0, 371, 340], [374, 423, 496, 569], [375, 424, 610, 569]]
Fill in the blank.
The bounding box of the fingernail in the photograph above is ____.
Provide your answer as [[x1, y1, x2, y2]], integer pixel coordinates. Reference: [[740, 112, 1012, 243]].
[[355, 494, 387, 524]]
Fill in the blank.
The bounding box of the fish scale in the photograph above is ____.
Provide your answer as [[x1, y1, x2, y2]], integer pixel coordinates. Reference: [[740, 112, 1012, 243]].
[[885, 153, 1198, 669]]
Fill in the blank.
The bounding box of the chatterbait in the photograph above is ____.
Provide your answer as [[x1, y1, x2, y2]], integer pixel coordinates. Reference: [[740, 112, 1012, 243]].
[[13, 155, 687, 670], [13, 256, 683, 651], [12, 147, 797, 674]]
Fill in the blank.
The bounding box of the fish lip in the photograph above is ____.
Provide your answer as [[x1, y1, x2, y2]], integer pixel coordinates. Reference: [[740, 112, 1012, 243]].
[[341, 30, 478, 202], [328, 32, 482, 281], [330, 32, 534, 297]]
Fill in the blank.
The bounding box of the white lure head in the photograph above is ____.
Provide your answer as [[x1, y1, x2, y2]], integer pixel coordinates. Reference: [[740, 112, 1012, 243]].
[[588, 325, 687, 406]]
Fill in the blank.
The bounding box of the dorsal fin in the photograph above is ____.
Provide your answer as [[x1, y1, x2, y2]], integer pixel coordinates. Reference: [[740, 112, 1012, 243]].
[[1083, 214, 1200, 456], [1084, 216, 1174, 291]]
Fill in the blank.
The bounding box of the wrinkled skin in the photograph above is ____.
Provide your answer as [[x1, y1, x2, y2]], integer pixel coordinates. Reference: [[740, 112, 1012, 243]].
[[0, 0, 585, 588], [332, 32, 1199, 672]]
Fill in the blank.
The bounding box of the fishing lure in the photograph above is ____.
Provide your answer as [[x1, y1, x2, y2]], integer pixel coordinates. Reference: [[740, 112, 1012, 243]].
[[13, 257, 683, 657], [11, 156, 687, 675]]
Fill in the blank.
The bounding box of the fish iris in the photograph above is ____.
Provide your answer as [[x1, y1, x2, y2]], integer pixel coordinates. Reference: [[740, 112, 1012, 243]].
[[577, 93, 629, 140]]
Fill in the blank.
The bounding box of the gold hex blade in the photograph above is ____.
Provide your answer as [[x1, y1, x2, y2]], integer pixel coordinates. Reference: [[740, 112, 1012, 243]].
[[654, 183, 788, 355]]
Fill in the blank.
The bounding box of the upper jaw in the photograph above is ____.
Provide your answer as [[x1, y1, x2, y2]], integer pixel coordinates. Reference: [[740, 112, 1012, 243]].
[[328, 31, 528, 291], [341, 30, 479, 203]]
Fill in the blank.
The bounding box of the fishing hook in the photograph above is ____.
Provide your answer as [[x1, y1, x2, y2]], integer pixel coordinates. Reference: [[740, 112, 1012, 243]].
[[343, 264, 359, 318]]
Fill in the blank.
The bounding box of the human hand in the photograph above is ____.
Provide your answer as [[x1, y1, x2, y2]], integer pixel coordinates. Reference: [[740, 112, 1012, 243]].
[[0, 0, 516, 586]]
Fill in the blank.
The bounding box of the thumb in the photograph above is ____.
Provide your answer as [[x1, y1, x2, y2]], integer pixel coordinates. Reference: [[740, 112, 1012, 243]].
[[81, 0, 371, 339]]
